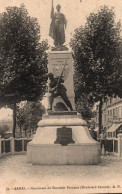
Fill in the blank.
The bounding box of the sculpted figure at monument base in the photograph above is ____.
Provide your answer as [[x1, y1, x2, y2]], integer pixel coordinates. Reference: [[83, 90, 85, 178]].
[[47, 73, 73, 111]]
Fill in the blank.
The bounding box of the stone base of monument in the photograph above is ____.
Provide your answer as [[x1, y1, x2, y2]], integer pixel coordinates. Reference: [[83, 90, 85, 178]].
[[27, 112, 101, 165]]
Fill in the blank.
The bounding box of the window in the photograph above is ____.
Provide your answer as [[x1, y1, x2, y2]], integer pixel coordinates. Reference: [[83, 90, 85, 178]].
[[96, 105, 99, 111], [113, 109, 115, 119], [108, 110, 109, 116], [113, 131, 116, 138], [108, 132, 112, 137], [110, 110, 112, 117], [110, 98, 112, 104], [104, 114, 106, 122]]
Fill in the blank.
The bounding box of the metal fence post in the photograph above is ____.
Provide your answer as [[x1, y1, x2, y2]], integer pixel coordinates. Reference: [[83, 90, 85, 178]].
[[118, 134, 122, 157], [113, 139, 114, 153], [10, 137, 15, 155], [22, 138, 24, 152]]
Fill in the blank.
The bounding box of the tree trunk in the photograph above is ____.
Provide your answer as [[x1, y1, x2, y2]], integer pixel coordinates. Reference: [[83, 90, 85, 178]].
[[13, 103, 16, 138], [25, 129, 26, 137], [99, 98, 103, 135], [20, 126, 22, 138]]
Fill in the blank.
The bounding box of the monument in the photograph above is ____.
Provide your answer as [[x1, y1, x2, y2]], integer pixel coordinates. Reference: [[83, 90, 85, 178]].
[[27, 1, 101, 165]]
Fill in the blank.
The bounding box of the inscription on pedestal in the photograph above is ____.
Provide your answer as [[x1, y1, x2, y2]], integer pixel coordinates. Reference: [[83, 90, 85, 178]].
[[54, 126, 75, 146], [48, 51, 75, 109]]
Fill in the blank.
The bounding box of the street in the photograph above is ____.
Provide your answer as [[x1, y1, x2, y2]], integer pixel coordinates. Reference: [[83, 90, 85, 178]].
[[0, 154, 122, 194]]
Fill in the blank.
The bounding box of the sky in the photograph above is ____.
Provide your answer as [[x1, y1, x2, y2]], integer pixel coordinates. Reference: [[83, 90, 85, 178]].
[[0, 0, 121, 116], [0, 107, 13, 120], [0, 0, 121, 46]]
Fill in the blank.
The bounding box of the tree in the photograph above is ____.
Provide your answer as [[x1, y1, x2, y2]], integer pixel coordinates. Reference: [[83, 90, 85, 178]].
[[70, 6, 122, 134], [0, 124, 9, 138], [73, 69, 94, 120], [16, 101, 45, 137], [75, 93, 93, 120], [0, 4, 48, 137]]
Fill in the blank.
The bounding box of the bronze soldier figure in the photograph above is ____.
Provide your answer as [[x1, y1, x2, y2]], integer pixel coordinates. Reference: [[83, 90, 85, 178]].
[[48, 73, 73, 111]]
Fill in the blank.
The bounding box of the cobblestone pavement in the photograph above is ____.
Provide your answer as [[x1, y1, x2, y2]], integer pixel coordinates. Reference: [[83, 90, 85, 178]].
[[0, 154, 122, 194]]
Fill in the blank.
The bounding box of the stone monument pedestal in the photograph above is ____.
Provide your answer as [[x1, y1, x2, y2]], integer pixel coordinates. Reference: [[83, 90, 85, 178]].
[[27, 112, 101, 165], [48, 50, 75, 110]]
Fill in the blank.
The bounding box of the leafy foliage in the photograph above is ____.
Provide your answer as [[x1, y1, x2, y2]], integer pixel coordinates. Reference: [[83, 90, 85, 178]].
[[0, 4, 48, 105], [16, 101, 45, 136], [73, 68, 94, 120], [71, 6, 122, 132], [75, 92, 93, 120], [71, 6, 121, 101], [70, 6, 122, 129], [0, 124, 9, 138], [0, 4, 48, 137]]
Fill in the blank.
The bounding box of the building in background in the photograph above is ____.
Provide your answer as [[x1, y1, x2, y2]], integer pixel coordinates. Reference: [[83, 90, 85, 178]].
[[94, 96, 122, 138]]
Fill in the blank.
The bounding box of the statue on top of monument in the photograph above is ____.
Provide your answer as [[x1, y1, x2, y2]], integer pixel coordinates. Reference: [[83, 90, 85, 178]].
[[49, 0, 67, 50]]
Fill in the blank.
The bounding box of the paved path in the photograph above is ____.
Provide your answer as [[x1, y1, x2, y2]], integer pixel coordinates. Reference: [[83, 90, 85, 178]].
[[0, 154, 122, 194]]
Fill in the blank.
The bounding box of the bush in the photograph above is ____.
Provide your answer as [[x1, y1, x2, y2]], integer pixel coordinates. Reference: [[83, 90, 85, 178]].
[[0, 124, 9, 138]]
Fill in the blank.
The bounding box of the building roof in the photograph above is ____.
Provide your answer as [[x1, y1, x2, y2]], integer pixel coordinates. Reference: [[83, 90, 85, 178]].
[[107, 123, 122, 133]]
